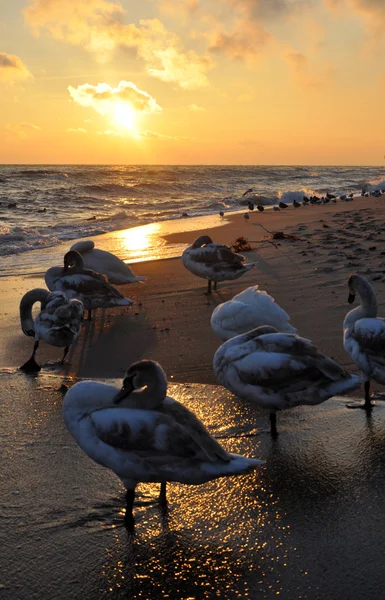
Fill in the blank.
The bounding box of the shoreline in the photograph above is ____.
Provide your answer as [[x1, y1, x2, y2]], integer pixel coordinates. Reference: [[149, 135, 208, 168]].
[[3, 193, 385, 391]]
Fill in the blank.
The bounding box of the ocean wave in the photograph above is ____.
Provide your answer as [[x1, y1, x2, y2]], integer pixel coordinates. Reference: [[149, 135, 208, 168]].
[[9, 169, 69, 179]]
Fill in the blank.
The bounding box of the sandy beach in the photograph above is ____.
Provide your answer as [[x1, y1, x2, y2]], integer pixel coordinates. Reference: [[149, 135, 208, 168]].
[[3, 196, 385, 599]]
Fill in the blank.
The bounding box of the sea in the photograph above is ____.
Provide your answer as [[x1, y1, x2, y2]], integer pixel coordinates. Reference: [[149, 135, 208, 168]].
[[1, 164, 385, 275]]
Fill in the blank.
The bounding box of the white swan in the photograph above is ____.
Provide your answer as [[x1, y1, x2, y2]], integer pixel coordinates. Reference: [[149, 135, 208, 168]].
[[63, 359, 263, 529], [211, 285, 296, 341], [20, 289, 84, 372], [45, 250, 133, 320], [343, 274, 385, 410], [214, 326, 360, 436], [182, 235, 254, 294], [70, 241, 146, 285]]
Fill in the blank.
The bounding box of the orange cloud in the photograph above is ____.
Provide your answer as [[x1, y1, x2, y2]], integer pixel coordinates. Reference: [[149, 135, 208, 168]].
[[24, 1, 212, 88], [141, 130, 190, 140], [0, 52, 32, 83], [5, 122, 40, 138]]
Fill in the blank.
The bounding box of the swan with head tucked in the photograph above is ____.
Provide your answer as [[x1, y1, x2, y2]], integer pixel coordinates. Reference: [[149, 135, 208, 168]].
[[214, 326, 360, 436], [45, 250, 133, 320], [211, 285, 296, 341], [63, 359, 263, 529], [20, 289, 84, 372], [343, 274, 385, 410], [70, 241, 146, 285], [182, 235, 254, 294]]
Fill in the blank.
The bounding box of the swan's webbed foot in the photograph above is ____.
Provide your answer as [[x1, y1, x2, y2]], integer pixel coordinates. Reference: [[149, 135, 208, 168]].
[[346, 381, 373, 410], [20, 356, 41, 373], [205, 280, 212, 295]]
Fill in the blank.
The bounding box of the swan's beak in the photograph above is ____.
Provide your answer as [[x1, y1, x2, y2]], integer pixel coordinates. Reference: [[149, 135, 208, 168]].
[[348, 293, 355, 304], [113, 378, 135, 404]]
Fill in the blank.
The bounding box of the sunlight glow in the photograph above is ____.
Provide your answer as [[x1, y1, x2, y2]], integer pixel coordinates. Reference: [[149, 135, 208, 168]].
[[113, 102, 138, 135]]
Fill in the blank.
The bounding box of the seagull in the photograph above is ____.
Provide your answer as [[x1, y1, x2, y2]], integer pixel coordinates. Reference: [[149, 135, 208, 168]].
[[279, 202, 288, 209], [214, 326, 360, 436], [244, 213, 250, 221], [19, 289, 84, 372], [273, 206, 280, 212], [257, 205, 264, 212], [62, 359, 263, 529], [248, 201, 255, 211], [45, 251, 133, 320], [182, 235, 254, 294], [293, 200, 301, 208], [219, 211, 224, 217], [70, 241, 146, 285], [343, 274, 385, 410]]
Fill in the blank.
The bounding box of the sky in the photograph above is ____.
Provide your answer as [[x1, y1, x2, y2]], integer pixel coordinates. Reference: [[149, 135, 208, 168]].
[[1, 0, 385, 165]]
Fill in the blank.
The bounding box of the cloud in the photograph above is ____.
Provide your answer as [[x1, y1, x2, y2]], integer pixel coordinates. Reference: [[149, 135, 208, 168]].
[[189, 103, 206, 111], [141, 130, 190, 140], [5, 122, 41, 138], [67, 127, 88, 133], [284, 49, 334, 89], [96, 129, 123, 136], [0, 52, 32, 83], [68, 80, 162, 116], [209, 21, 272, 61], [24, 1, 212, 88]]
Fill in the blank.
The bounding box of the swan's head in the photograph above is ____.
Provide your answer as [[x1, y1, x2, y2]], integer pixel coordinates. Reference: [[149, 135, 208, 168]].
[[63, 250, 83, 272], [191, 235, 213, 249], [347, 273, 374, 304], [113, 360, 168, 405]]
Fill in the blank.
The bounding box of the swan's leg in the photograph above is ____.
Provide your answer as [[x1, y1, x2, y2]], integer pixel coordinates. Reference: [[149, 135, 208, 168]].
[[213, 281, 218, 290], [124, 488, 135, 531], [346, 380, 373, 410], [87, 309, 92, 321], [20, 341, 41, 372], [206, 280, 212, 294], [364, 381, 373, 410], [61, 346, 69, 364], [159, 482, 167, 506], [269, 411, 278, 437]]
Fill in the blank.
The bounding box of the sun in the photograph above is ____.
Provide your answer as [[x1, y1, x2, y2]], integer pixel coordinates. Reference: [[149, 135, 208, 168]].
[[112, 102, 139, 135]]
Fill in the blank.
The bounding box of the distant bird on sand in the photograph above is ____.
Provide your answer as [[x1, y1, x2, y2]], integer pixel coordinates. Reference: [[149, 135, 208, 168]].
[[248, 201, 255, 211], [214, 326, 360, 436], [45, 251, 133, 320], [279, 202, 288, 209], [326, 193, 336, 199], [293, 200, 301, 208], [244, 213, 250, 221], [273, 206, 280, 211], [182, 235, 254, 294], [257, 205, 264, 212], [63, 359, 263, 528], [70, 241, 145, 285], [219, 211, 224, 217], [20, 289, 83, 372]]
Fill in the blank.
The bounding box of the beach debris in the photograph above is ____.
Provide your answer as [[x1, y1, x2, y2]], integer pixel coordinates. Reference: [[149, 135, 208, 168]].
[[8, 202, 16, 208], [243, 213, 250, 220], [181, 212, 189, 217], [232, 236, 252, 252], [271, 231, 299, 241]]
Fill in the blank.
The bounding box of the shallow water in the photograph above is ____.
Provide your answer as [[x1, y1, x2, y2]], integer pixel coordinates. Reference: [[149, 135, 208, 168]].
[[2, 371, 385, 598]]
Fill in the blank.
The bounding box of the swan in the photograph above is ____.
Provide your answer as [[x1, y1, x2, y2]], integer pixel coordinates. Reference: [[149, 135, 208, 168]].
[[45, 250, 133, 320], [343, 274, 385, 410], [214, 326, 360, 436], [63, 359, 263, 529], [19, 289, 84, 372], [211, 285, 296, 341], [70, 241, 146, 285], [182, 235, 254, 294]]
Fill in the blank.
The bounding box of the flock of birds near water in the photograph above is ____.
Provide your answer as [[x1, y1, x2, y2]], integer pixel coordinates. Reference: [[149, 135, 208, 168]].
[[224, 187, 385, 220], [18, 230, 385, 529]]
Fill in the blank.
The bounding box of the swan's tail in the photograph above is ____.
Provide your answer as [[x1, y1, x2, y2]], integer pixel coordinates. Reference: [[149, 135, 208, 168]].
[[202, 453, 264, 477]]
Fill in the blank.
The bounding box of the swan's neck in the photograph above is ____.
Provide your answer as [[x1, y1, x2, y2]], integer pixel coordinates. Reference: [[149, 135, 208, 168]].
[[20, 288, 49, 336], [128, 378, 167, 410], [344, 279, 378, 329]]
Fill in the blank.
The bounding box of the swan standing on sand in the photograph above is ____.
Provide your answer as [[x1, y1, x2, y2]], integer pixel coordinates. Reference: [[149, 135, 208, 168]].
[[70, 241, 146, 285], [214, 326, 360, 436], [63, 359, 263, 529], [20, 289, 84, 372], [211, 285, 296, 341], [45, 250, 133, 320], [182, 235, 254, 294], [343, 274, 385, 410]]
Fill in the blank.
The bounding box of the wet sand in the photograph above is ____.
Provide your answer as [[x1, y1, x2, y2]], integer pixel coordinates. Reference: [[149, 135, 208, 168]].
[[2, 195, 385, 598]]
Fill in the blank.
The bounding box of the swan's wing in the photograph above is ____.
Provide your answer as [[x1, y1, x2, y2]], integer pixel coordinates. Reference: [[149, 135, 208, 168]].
[[59, 273, 125, 299], [233, 286, 291, 320], [352, 318, 385, 355], [91, 408, 225, 463], [211, 301, 265, 338], [162, 397, 230, 462], [218, 247, 245, 265], [188, 245, 223, 263]]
